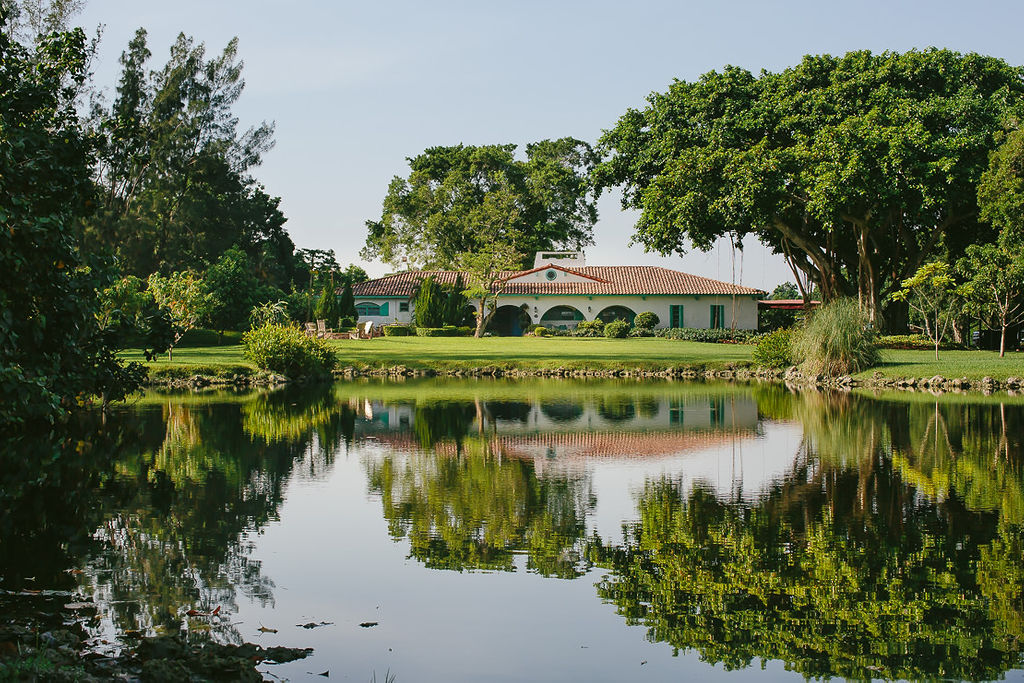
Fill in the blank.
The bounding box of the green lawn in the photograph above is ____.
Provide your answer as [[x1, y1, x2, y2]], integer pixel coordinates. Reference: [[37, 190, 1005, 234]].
[[122, 337, 1024, 381]]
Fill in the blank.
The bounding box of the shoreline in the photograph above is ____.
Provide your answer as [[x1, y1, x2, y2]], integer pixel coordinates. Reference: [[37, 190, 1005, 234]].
[[142, 363, 1024, 396]]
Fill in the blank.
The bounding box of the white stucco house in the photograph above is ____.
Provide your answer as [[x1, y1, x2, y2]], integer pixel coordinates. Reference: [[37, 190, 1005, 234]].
[[352, 251, 765, 335]]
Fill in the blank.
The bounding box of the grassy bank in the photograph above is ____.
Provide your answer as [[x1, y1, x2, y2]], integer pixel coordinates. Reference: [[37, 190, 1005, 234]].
[[120, 337, 1024, 380]]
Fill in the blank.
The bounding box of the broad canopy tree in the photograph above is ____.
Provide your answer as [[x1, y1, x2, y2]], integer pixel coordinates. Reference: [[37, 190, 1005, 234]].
[[594, 49, 1024, 331], [363, 138, 600, 270]]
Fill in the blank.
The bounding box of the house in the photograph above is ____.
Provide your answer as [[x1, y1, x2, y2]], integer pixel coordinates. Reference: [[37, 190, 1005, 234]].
[[351, 251, 766, 335]]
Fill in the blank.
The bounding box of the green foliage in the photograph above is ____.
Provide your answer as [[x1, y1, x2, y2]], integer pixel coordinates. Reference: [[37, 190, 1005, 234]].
[[205, 245, 259, 331], [656, 327, 757, 343], [313, 282, 340, 326], [0, 20, 149, 427], [364, 139, 600, 269], [891, 261, 964, 359], [877, 334, 963, 350], [338, 280, 357, 321], [82, 30, 293, 285], [633, 311, 659, 329], [533, 326, 548, 337], [147, 271, 216, 358], [957, 239, 1024, 356], [759, 282, 804, 331], [572, 319, 605, 337], [414, 326, 474, 337], [382, 324, 413, 337], [249, 300, 290, 329], [595, 50, 1024, 329], [413, 275, 445, 327], [979, 127, 1024, 243], [241, 324, 336, 377], [457, 242, 524, 337], [792, 298, 879, 375], [752, 328, 793, 368], [604, 320, 630, 338]]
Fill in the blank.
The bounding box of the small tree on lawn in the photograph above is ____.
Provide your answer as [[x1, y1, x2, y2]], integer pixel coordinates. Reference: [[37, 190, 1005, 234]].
[[414, 275, 446, 328], [957, 241, 1024, 357], [890, 262, 963, 360], [458, 242, 523, 338], [338, 280, 357, 324], [147, 271, 216, 360]]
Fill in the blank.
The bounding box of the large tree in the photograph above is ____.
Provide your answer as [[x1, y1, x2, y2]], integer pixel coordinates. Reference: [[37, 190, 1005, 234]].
[[83, 29, 292, 282], [363, 138, 599, 269], [595, 49, 1024, 330]]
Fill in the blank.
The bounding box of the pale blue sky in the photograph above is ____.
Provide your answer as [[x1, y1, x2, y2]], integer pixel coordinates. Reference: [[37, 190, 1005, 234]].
[[79, 0, 1024, 288]]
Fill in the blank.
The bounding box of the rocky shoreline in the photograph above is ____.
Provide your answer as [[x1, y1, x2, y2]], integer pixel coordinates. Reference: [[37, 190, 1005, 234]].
[[143, 364, 1024, 395]]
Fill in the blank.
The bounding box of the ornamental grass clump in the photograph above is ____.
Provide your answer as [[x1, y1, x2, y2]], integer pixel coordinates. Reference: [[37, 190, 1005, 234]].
[[242, 324, 337, 378], [792, 299, 878, 376]]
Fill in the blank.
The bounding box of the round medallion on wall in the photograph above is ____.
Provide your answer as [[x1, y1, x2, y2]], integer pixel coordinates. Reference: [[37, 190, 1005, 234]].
[[545, 269, 557, 280]]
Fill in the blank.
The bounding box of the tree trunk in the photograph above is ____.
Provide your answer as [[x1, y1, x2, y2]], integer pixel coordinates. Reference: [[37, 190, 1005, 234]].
[[1000, 325, 1006, 358], [474, 297, 487, 338]]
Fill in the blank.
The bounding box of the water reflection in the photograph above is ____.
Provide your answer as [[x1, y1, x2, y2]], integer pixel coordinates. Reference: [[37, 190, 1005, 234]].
[[1, 381, 1022, 680]]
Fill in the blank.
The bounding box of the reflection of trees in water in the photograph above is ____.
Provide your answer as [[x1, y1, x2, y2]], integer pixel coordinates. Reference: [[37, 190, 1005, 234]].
[[591, 392, 1024, 680], [484, 401, 532, 423], [2, 386, 362, 643], [539, 401, 584, 423], [596, 396, 636, 422], [412, 402, 476, 449], [366, 442, 595, 578]]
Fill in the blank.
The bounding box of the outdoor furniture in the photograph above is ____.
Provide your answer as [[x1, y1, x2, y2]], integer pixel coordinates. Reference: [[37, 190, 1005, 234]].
[[304, 322, 317, 337], [316, 319, 332, 338], [350, 321, 374, 340]]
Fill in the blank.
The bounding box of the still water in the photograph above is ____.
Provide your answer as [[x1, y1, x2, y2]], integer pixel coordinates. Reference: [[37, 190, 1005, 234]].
[[3, 380, 1024, 681]]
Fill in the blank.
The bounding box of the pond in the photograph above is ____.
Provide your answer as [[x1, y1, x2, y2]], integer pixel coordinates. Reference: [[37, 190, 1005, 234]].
[[2, 379, 1024, 681]]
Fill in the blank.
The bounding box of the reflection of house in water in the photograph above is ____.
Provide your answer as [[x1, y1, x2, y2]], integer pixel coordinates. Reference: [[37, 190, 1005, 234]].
[[349, 394, 761, 464]]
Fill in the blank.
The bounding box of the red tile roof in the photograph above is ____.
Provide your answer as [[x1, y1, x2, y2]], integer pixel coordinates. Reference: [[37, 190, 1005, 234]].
[[353, 266, 765, 298]]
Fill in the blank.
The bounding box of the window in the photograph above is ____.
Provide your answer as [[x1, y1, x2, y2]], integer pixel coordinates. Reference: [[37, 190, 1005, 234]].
[[670, 305, 684, 328], [356, 301, 389, 316], [399, 301, 409, 312], [545, 269, 557, 280], [669, 398, 684, 425], [710, 305, 725, 329]]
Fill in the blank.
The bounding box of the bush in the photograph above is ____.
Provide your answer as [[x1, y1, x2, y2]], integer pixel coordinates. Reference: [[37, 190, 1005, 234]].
[[338, 316, 356, 330], [415, 326, 474, 337], [533, 326, 548, 336], [242, 324, 337, 377], [792, 298, 879, 376], [573, 319, 605, 337], [382, 324, 413, 336], [628, 326, 656, 337], [752, 328, 794, 368], [876, 333, 963, 350], [656, 327, 758, 343], [634, 311, 659, 329], [604, 320, 630, 338]]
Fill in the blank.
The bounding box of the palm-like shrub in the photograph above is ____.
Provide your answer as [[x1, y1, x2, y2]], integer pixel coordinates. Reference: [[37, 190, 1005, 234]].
[[792, 298, 878, 376]]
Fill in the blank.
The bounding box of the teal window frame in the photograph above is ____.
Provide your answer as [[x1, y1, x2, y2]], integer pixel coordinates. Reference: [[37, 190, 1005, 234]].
[[670, 304, 684, 328], [710, 305, 725, 329], [356, 301, 388, 316]]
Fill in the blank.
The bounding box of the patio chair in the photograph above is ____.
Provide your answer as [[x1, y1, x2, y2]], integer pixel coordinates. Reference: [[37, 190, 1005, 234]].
[[316, 319, 332, 338], [304, 322, 317, 337]]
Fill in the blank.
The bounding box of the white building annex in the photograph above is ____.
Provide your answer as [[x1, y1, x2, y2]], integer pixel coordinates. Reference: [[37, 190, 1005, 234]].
[[352, 251, 766, 335]]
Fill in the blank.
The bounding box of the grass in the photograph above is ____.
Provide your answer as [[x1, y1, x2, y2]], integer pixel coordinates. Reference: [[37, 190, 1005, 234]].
[[120, 337, 1024, 381]]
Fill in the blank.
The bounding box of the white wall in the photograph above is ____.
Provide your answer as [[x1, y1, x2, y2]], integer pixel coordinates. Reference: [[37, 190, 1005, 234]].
[[354, 294, 761, 331], [499, 294, 760, 330]]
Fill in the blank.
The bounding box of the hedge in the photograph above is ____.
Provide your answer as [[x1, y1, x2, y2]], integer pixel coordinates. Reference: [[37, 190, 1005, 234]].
[[383, 324, 414, 337], [415, 326, 475, 337], [656, 328, 758, 343]]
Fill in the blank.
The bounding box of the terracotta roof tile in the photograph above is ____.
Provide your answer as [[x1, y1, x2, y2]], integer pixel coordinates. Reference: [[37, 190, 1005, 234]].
[[353, 266, 765, 298]]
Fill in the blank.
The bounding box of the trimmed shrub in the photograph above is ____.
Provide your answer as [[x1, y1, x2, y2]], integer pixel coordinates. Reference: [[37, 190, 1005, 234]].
[[383, 324, 413, 336], [533, 325, 548, 336], [752, 328, 794, 368], [792, 298, 879, 376], [656, 328, 758, 343], [634, 311, 659, 329], [876, 333, 963, 350], [604, 320, 630, 338], [415, 326, 474, 337], [573, 319, 605, 337], [242, 324, 337, 377], [628, 326, 656, 337]]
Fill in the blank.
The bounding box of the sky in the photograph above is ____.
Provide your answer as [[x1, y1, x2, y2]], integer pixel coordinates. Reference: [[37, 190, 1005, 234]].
[[77, 0, 1024, 290]]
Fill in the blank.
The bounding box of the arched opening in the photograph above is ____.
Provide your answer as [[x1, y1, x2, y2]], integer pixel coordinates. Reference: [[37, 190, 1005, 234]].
[[489, 304, 531, 336], [356, 301, 388, 316], [597, 305, 636, 325], [540, 305, 585, 331]]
